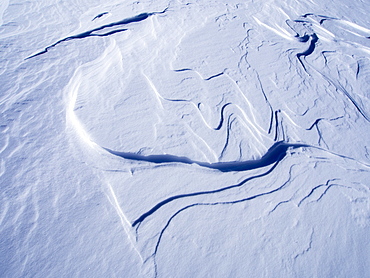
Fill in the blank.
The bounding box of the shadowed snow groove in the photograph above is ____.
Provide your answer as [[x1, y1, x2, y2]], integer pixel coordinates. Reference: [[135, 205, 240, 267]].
[[297, 33, 319, 58], [132, 160, 281, 227], [92, 12, 108, 21], [214, 103, 232, 130], [297, 33, 319, 71], [296, 34, 310, 42], [302, 13, 338, 25], [101, 141, 308, 227], [103, 141, 308, 173], [26, 9, 168, 59], [298, 179, 340, 206], [150, 168, 295, 272]]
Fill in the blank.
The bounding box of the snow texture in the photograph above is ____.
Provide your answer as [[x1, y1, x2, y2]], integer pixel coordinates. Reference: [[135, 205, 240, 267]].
[[1, 0, 370, 277]]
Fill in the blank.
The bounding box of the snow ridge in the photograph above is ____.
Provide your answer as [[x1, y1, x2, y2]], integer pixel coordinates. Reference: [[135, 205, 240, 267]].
[[26, 8, 168, 59]]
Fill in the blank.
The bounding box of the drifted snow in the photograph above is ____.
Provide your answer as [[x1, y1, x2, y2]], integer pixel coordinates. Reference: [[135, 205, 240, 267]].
[[1, 0, 369, 277]]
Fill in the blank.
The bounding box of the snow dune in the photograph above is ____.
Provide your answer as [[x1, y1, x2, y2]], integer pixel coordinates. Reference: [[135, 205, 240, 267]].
[[1, 0, 369, 277]]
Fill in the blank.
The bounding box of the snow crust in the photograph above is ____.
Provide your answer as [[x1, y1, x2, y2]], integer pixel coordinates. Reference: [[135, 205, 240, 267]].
[[1, 0, 370, 277]]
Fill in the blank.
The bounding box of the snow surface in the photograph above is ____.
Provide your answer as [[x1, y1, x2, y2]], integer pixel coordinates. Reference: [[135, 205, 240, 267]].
[[1, 0, 370, 277]]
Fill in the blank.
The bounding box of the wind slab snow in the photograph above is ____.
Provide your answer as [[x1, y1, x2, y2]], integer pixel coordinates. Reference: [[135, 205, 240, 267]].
[[1, 0, 370, 277]]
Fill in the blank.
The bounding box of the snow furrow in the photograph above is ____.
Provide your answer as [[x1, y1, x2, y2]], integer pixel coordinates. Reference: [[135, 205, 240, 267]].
[[26, 9, 168, 59], [130, 142, 307, 227], [92, 12, 108, 21], [151, 168, 294, 268], [132, 162, 280, 228], [214, 102, 231, 130], [104, 141, 308, 174], [298, 179, 338, 206]]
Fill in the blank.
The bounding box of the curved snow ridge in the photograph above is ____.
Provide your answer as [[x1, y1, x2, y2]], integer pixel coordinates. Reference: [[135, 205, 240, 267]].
[[103, 141, 308, 172], [151, 168, 295, 256], [65, 39, 121, 147], [131, 160, 284, 228], [26, 8, 168, 59]]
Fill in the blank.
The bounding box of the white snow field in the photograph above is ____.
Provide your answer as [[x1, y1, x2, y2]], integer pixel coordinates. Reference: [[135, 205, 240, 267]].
[[1, 0, 370, 277]]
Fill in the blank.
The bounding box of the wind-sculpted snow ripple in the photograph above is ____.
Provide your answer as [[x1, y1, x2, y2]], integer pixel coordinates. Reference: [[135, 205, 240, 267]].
[[131, 156, 285, 228], [26, 9, 168, 59], [101, 141, 308, 228], [150, 167, 296, 272], [4, 1, 369, 277]]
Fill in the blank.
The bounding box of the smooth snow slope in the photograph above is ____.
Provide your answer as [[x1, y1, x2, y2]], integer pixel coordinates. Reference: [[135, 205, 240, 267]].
[[1, 0, 370, 277]]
